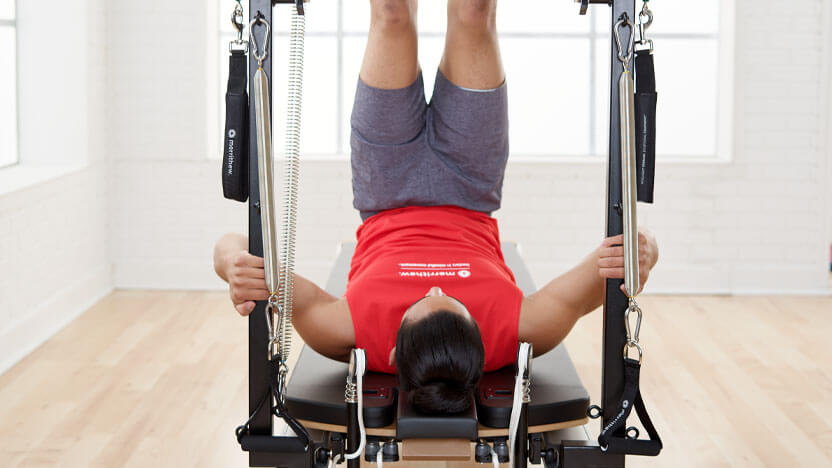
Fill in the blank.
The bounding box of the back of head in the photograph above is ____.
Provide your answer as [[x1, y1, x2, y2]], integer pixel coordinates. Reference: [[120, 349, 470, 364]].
[[395, 310, 484, 414]]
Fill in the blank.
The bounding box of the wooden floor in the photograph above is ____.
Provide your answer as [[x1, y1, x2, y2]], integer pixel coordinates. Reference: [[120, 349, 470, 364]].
[[1, 290, 831, 467]]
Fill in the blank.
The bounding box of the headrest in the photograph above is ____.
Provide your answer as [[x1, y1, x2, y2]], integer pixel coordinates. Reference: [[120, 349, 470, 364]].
[[395, 390, 478, 440]]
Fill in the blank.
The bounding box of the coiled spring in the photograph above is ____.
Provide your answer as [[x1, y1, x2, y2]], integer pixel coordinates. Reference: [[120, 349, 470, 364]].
[[345, 380, 358, 403], [276, 5, 306, 366], [521, 378, 531, 404]]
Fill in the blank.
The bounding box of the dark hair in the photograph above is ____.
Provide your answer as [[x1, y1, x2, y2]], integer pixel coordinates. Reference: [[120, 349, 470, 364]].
[[395, 310, 484, 414]]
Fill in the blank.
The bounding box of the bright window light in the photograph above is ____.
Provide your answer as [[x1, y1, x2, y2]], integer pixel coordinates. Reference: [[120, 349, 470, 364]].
[[0, 2, 17, 168], [216, 0, 724, 160], [0, 0, 14, 21]]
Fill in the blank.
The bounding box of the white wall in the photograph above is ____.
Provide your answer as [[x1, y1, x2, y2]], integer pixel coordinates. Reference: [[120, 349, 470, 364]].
[[826, 0, 832, 279], [0, 0, 111, 372]]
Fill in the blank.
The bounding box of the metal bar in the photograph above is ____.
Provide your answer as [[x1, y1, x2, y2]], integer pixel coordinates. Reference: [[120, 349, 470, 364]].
[[619, 66, 639, 298], [601, 1, 635, 467], [516, 403, 529, 468], [346, 349, 361, 468], [346, 402, 360, 468], [248, 1, 274, 465]]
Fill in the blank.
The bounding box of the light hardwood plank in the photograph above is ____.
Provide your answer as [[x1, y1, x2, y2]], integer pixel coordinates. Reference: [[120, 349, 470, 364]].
[[0, 290, 830, 467]]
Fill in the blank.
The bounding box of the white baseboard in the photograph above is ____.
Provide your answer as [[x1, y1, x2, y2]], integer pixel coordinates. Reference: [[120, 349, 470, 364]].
[[0, 264, 113, 375]]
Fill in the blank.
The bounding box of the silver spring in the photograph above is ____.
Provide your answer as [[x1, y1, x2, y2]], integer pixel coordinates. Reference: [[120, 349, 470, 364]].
[[521, 378, 531, 404], [345, 379, 358, 403], [277, 5, 306, 365]]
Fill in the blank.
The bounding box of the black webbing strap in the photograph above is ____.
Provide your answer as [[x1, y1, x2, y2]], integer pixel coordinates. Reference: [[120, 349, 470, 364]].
[[222, 49, 249, 202], [235, 360, 311, 451], [597, 358, 662, 456], [634, 49, 656, 204]]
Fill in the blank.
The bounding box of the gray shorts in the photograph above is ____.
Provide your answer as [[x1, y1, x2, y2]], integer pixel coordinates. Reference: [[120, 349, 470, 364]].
[[350, 70, 509, 221]]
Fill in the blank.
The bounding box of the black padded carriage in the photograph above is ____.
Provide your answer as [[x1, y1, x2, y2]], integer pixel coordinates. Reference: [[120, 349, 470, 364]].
[[285, 243, 590, 438]]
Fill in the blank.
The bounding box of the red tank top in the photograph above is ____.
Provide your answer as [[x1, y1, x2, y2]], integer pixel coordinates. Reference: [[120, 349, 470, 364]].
[[345, 205, 523, 374]]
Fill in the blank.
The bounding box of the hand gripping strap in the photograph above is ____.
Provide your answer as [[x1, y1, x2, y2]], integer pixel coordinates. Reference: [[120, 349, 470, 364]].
[[597, 358, 663, 456], [634, 49, 656, 204], [222, 49, 249, 202]]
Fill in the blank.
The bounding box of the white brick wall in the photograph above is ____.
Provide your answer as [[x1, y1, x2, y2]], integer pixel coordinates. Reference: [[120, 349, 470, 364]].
[[107, 0, 832, 294], [0, 0, 112, 373]]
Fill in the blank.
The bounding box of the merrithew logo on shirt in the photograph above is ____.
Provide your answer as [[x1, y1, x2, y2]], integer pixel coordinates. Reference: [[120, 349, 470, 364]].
[[398, 263, 471, 279]]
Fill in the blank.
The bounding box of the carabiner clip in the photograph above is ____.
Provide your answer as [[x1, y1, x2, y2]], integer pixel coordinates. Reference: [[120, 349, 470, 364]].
[[231, 2, 245, 39], [625, 299, 642, 344], [249, 13, 271, 66], [635, 3, 654, 52], [229, 2, 248, 52], [613, 13, 636, 70]]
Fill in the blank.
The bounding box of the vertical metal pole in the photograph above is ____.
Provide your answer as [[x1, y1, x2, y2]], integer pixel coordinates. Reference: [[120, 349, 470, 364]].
[[346, 350, 361, 468], [601, 1, 636, 465], [248, 0, 273, 461], [516, 403, 529, 468], [346, 403, 360, 468]]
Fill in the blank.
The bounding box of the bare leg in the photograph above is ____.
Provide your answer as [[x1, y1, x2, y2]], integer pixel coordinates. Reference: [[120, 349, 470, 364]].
[[360, 0, 420, 89], [440, 0, 504, 90]]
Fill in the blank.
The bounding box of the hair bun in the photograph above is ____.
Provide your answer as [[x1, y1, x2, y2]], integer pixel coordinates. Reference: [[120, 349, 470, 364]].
[[411, 381, 473, 414]]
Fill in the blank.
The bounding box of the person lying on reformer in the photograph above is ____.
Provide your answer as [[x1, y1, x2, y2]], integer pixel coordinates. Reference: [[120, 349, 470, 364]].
[[214, 0, 659, 415]]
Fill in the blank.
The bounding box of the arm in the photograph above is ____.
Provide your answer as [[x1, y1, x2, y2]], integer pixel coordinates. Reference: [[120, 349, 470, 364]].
[[213, 233, 356, 361], [518, 228, 658, 355]]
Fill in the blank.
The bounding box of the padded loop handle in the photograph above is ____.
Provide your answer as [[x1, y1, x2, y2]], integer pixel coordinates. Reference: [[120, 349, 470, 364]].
[[597, 358, 662, 456], [634, 49, 656, 204], [222, 50, 249, 202]]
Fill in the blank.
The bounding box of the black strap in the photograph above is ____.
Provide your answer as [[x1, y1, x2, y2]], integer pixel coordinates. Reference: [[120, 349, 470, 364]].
[[597, 358, 663, 456], [235, 360, 311, 450], [634, 49, 656, 204], [222, 49, 249, 202]]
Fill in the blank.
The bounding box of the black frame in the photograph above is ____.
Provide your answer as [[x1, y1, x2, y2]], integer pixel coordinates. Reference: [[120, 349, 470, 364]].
[[246, 0, 272, 462], [242, 0, 639, 466], [601, 0, 635, 454]]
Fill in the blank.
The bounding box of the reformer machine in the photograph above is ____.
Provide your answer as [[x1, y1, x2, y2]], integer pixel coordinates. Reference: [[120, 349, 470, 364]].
[[220, 1, 661, 466]]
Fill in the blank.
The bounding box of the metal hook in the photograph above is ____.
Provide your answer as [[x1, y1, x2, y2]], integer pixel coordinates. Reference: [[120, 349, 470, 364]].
[[636, 3, 655, 52], [639, 3, 653, 30], [228, 1, 248, 52], [265, 302, 277, 354], [625, 299, 642, 344], [276, 363, 288, 405], [231, 2, 244, 41], [613, 13, 635, 70], [249, 13, 271, 66], [623, 340, 643, 364]]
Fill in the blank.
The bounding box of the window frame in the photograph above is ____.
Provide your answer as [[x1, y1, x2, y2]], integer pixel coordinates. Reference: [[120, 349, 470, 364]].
[[214, 0, 735, 163], [0, 0, 19, 170]]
